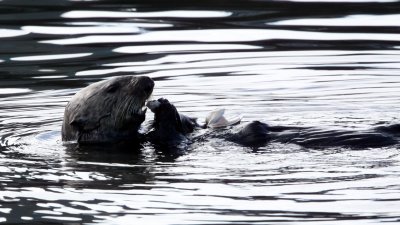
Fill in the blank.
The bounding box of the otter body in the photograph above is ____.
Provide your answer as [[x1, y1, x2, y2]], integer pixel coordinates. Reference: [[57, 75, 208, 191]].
[[62, 75, 154, 144], [147, 98, 399, 149], [230, 121, 398, 148]]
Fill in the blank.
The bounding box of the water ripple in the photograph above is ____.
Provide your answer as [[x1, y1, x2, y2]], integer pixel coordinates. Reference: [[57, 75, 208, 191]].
[[1, 0, 400, 224], [11, 53, 92, 61], [43, 29, 400, 45], [62, 10, 232, 19], [0, 28, 29, 38], [270, 14, 400, 27], [22, 25, 141, 35]]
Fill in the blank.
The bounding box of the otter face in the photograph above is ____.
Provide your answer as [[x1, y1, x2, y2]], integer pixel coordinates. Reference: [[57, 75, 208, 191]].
[[104, 76, 154, 130], [62, 75, 154, 144]]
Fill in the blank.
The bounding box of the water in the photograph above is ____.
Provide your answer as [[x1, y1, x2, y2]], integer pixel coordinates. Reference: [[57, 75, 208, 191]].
[[1, 0, 400, 224]]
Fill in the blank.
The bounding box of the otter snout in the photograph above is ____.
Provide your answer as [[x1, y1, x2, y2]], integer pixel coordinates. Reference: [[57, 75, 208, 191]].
[[137, 76, 154, 98]]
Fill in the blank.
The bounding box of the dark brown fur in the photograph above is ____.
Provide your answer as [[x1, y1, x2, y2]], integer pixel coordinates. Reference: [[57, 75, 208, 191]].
[[146, 98, 198, 147], [62, 75, 154, 144]]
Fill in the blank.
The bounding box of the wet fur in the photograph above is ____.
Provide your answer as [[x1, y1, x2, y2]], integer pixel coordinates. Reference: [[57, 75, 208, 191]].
[[148, 99, 399, 149], [229, 121, 398, 148], [62, 75, 154, 144], [147, 98, 198, 147]]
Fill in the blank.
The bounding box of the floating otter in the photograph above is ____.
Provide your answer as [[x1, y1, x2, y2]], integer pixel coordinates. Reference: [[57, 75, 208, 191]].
[[62, 75, 154, 144], [147, 98, 399, 149], [62, 76, 399, 149]]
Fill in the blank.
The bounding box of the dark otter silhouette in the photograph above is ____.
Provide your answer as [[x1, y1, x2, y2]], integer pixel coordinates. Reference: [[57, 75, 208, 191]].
[[146, 98, 198, 147], [229, 121, 398, 148], [147, 98, 399, 149]]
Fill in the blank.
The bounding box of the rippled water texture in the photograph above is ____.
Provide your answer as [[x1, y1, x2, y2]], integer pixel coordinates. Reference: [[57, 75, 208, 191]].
[[1, 0, 400, 224]]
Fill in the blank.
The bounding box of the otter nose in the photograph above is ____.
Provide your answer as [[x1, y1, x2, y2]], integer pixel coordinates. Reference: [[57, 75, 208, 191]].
[[138, 76, 154, 95]]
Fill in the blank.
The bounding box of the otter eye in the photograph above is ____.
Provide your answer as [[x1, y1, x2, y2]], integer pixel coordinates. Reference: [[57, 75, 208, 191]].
[[106, 83, 120, 93]]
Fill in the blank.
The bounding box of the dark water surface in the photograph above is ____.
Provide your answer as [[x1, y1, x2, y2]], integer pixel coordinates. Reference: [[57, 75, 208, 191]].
[[1, 0, 400, 224]]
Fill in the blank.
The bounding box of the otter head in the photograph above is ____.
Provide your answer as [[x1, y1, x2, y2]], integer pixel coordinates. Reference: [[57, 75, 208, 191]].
[[62, 75, 154, 144]]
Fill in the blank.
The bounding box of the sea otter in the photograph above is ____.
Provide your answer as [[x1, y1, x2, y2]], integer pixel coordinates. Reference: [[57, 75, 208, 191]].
[[147, 98, 399, 149], [62, 75, 154, 144]]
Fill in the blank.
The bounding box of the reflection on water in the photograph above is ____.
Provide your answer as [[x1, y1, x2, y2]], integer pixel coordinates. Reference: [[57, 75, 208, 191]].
[[42, 29, 400, 45], [1, 0, 400, 224], [62, 10, 232, 18], [0, 28, 30, 38], [271, 14, 400, 26], [11, 53, 93, 61], [22, 25, 142, 35]]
